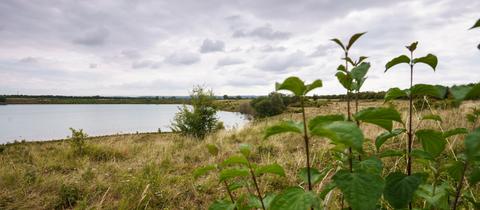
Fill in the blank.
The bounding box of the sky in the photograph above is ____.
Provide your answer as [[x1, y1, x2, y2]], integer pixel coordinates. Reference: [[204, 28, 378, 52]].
[[0, 0, 479, 96]]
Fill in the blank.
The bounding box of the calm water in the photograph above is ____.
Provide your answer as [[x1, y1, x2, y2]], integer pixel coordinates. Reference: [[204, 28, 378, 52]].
[[0, 104, 248, 144]]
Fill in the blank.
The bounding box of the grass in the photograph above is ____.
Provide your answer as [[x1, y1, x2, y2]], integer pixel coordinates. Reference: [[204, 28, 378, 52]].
[[0, 100, 479, 209]]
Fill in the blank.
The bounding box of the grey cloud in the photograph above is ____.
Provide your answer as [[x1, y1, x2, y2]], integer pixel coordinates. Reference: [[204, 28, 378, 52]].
[[18, 57, 38, 63], [260, 45, 287, 52], [73, 27, 109, 46], [131, 60, 162, 69], [165, 51, 200, 65], [233, 25, 291, 40], [121, 50, 141, 59], [89, 63, 97, 69], [200, 39, 225, 53], [216, 57, 245, 67], [256, 51, 312, 72]]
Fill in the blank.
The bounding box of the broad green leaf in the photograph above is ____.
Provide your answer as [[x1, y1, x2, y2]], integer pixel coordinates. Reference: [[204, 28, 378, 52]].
[[357, 56, 368, 64], [331, 38, 346, 51], [375, 128, 406, 150], [335, 71, 353, 90], [219, 168, 249, 182], [450, 85, 471, 101], [466, 83, 480, 99], [446, 160, 465, 181], [384, 87, 408, 101], [228, 181, 246, 192], [465, 128, 480, 161], [383, 172, 422, 209], [304, 79, 323, 95], [351, 62, 370, 83], [413, 53, 438, 71], [406, 41, 418, 52], [346, 32, 367, 50], [209, 200, 236, 210], [422, 114, 442, 122], [410, 84, 444, 99], [308, 114, 345, 131], [443, 127, 468, 138], [270, 187, 320, 210], [298, 167, 326, 184], [385, 55, 410, 72], [333, 170, 384, 210], [248, 193, 277, 209], [469, 166, 480, 185], [337, 64, 346, 72], [239, 143, 252, 157], [353, 107, 403, 131], [310, 121, 364, 152], [222, 155, 249, 166], [415, 129, 446, 158], [378, 150, 404, 158], [416, 183, 450, 210], [264, 121, 303, 139], [255, 163, 285, 177], [193, 165, 217, 178], [411, 149, 434, 161], [275, 77, 306, 96], [354, 156, 383, 175], [319, 182, 336, 200], [436, 85, 448, 98], [470, 19, 480, 29]]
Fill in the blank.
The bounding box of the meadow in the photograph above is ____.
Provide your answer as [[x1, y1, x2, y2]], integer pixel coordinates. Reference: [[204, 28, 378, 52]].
[[0, 100, 478, 209]]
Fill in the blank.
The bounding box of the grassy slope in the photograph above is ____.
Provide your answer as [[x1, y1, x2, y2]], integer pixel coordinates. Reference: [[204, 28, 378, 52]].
[[0, 100, 479, 209]]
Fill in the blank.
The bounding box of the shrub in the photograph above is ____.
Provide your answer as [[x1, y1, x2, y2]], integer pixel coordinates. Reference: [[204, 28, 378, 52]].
[[69, 128, 87, 155], [250, 92, 286, 118], [56, 184, 81, 209], [0, 96, 6, 103], [238, 101, 255, 116], [171, 86, 219, 139]]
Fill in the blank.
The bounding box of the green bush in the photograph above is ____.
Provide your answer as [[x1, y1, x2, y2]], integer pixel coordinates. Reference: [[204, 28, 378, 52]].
[[171, 86, 219, 139], [56, 184, 81, 209], [250, 92, 287, 118], [69, 128, 87, 155], [0, 96, 6, 103]]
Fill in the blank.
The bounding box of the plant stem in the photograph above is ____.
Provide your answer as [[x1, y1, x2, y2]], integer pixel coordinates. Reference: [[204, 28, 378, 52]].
[[452, 160, 468, 210], [223, 181, 236, 206], [247, 159, 265, 210], [345, 51, 353, 210], [407, 51, 414, 176], [301, 97, 313, 191], [407, 50, 414, 210]]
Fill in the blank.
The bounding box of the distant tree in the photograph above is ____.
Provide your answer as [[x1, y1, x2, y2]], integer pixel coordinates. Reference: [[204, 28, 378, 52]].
[[236, 95, 242, 100], [223, 94, 229, 100], [171, 86, 220, 139], [0, 96, 6, 103], [250, 92, 286, 118]]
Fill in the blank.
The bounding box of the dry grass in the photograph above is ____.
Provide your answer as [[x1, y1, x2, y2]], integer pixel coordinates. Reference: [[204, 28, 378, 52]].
[[0, 100, 479, 209]]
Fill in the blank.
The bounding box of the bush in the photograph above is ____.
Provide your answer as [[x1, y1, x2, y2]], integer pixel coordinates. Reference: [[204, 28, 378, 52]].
[[171, 86, 219, 139], [0, 96, 5, 103], [69, 128, 87, 155], [238, 101, 255, 116], [250, 92, 286, 118], [56, 184, 81, 209]]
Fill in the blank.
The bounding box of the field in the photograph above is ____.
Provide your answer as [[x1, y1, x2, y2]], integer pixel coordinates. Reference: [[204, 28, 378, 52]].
[[1, 100, 479, 209]]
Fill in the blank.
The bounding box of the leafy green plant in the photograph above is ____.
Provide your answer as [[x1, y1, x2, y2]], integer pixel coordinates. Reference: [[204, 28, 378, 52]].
[[384, 42, 438, 178], [171, 86, 219, 139], [194, 144, 285, 210], [69, 128, 87, 156], [331, 32, 367, 119], [265, 77, 322, 191]]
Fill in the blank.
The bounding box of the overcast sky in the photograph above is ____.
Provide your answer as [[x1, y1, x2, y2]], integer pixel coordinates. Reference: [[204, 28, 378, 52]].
[[0, 0, 478, 96]]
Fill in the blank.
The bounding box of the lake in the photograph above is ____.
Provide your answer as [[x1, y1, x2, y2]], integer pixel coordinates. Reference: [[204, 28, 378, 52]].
[[0, 104, 248, 144]]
